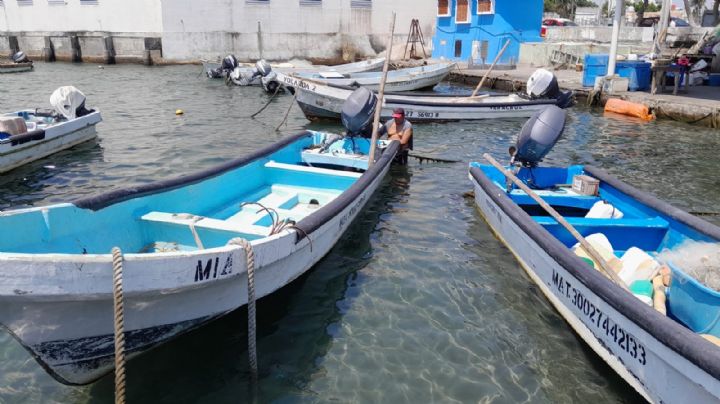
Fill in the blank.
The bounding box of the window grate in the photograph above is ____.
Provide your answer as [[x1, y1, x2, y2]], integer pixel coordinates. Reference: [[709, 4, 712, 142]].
[[300, 0, 321, 6], [438, 0, 449, 16], [456, 0, 469, 23], [246, 0, 269, 4], [477, 0, 493, 14], [350, 0, 370, 9], [17, 0, 33, 5]]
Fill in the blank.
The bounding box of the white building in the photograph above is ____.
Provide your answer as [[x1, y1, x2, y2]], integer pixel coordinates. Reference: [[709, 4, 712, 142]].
[[0, 0, 437, 63]]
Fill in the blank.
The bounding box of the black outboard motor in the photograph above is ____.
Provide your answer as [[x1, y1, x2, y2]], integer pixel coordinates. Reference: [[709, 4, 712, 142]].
[[526, 69, 574, 109], [207, 54, 238, 78], [340, 87, 377, 138], [512, 105, 567, 167], [12, 51, 28, 63]]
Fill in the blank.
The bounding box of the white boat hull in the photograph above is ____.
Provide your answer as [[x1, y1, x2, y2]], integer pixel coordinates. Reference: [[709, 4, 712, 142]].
[[286, 76, 559, 122], [202, 58, 385, 84], [0, 142, 394, 385], [0, 111, 102, 173], [0, 62, 33, 73], [470, 171, 720, 403], [292, 63, 455, 92]]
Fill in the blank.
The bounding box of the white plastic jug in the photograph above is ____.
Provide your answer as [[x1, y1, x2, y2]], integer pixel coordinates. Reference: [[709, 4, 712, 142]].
[[585, 200, 624, 219], [619, 247, 659, 286]]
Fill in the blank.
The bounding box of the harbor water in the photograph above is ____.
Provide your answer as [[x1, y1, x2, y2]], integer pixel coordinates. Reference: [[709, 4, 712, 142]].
[[1, 63, 719, 403]]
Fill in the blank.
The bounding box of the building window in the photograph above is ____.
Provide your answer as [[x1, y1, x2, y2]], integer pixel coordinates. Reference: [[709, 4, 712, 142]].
[[80, 0, 98, 4], [477, 0, 493, 14], [350, 0, 370, 9], [17, 0, 33, 5], [246, 0, 269, 4], [48, 0, 65, 4], [454, 40, 462, 58], [300, 0, 321, 6], [456, 0, 469, 23], [437, 0, 449, 16]]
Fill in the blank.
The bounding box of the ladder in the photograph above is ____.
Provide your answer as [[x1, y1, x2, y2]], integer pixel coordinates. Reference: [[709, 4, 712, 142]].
[[403, 19, 428, 60]]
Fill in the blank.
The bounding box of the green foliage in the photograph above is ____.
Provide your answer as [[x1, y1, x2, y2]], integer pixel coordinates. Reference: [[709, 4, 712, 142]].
[[544, 0, 597, 18]]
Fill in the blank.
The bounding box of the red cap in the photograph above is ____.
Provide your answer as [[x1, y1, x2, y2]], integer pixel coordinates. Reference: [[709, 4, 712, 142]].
[[392, 107, 405, 118]]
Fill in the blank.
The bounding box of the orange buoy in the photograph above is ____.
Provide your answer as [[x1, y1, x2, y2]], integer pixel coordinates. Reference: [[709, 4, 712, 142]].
[[604, 98, 654, 121]]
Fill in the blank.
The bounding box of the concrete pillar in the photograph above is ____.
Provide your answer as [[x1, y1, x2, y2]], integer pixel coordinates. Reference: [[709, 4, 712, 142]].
[[143, 37, 162, 66], [8, 36, 19, 57], [70, 35, 82, 63], [103, 36, 116, 64], [42, 36, 55, 62]]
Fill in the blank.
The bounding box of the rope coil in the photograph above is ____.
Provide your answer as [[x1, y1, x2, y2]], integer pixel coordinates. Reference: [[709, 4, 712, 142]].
[[111, 247, 127, 404]]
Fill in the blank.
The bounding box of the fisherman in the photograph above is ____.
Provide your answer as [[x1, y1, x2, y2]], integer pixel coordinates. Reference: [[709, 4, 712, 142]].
[[378, 107, 413, 165]]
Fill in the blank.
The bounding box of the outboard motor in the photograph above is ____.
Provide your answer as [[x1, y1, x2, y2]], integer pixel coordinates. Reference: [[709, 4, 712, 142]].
[[512, 105, 566, 167], [207, 54, 239, 78], [12, 51, 28, 63], [231, 59, 274, 87], [49, 86, 94, 120], [340, 87, 377, 138], [526, 69, 574, 109]]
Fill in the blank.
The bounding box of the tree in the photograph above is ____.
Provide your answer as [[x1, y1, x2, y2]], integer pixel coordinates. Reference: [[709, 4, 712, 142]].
[[682, 0, 708, 26], [544, 0, 598, 18]]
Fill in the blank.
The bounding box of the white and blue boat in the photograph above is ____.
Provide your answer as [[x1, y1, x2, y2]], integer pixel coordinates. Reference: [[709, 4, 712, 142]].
[[469, 106, 720, 402], [0, 86, 102, 173], [0, 128, 398, 385]]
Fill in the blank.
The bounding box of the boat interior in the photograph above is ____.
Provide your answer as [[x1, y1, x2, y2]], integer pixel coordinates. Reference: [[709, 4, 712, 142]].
[[475, 163, 720, 336], [0, 132, 373, 255]]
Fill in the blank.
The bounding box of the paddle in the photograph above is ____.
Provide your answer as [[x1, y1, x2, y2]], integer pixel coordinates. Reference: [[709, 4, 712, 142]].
[[470, 39, 511, 98], [368, 12, 396, 168], [483, 153, 630, 291]]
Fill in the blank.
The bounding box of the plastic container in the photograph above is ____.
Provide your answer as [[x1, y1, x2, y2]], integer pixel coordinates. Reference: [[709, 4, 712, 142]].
[[582, 54, 609, 87], [630, 280, 654, 306], [709, 74, 720, 87], [615, 61, 652, 91], [619, 247, 659, 286], [667, 262, 720, 337]]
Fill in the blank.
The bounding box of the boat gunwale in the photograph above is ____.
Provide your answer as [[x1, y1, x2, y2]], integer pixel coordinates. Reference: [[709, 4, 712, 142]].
[[73, 131, 312, 211], [469, 164, 720, 381]]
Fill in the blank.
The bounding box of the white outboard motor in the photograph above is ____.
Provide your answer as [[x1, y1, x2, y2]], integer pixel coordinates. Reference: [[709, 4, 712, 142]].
[[340, 87, 378, 138], [512, 105, 567, 167], [526, 68, 574, 109], [12, 51, 28, 64], [230, 59, 274, 86], [50, 86, 92, 120]]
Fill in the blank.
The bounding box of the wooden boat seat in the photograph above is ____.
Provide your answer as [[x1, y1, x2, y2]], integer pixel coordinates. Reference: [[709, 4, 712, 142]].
[[533, 216, 670, 251], [141, 211, 270, 238], [263, 160, 362, 179]]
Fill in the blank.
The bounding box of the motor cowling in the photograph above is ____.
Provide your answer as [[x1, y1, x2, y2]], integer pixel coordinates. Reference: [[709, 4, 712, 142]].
[[255, 59, 272, 77], [12, 51, 28, 63], [50, 86, 93, 120], [221, 55, 239, 71], [261, 71, 281, 93], [513, 105, 566, 167], [526, 68, 560, 100], [341, 87, 377, 138]]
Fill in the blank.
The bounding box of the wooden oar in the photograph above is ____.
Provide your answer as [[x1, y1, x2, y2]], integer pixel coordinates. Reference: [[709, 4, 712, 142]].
[[483, 153, 630, 291], [368, 12, 396, 168], [471, 39, 511, 97]]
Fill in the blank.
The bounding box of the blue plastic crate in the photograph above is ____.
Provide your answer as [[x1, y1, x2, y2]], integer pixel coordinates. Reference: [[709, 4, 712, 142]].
[[582, 54, 609, 87], [616, 61, 652, 91], [667, 262, 720, 337], [709, 74, 720, 86]]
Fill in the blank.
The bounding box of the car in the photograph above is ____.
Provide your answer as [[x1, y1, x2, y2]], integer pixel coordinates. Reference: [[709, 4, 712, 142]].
[[541, 18, 578, 37], [636, 16, 689, 27]]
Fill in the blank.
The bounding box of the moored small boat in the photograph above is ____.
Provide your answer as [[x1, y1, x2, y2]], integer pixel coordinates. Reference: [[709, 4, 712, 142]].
[[469, 107, 720, 402], [285, 62, 455, 92], [0, 51, 34, 73], [0, 113, 398, 384], [0, 86, 102, 173], [286, 69, 574, 122]]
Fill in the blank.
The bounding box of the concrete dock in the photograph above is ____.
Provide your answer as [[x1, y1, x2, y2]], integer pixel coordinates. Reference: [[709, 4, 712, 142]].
[[447, 63, 720, 128]]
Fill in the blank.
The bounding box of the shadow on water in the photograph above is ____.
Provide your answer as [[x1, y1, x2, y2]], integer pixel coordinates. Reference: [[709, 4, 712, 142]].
[[79, 168, 408, 403]]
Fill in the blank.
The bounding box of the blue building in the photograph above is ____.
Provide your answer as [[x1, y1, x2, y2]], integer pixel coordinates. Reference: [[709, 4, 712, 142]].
[[432, 0, 543, 66]]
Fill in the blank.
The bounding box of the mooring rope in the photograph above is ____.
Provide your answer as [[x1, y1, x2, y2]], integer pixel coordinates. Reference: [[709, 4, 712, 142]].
[[111, 247, 127, 404], [250, 84, 283, 118], [228, 238, 258, 382], [275, 91, 298, 131]]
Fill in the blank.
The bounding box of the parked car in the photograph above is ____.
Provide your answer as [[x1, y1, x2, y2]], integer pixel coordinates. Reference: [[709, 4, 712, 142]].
[[636, 16, 690, 27], [541, 18, 578, 37]]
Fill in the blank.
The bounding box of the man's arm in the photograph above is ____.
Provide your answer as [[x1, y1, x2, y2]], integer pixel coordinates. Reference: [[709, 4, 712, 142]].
[[399, 126, 413, 146]]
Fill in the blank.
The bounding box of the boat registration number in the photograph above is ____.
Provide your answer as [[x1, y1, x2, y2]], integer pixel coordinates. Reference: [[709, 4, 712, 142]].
[[552, 270, 647, 366], [403, 110, 439, 119], [281, 76, 317, 92], [194, 255, 234, 283]]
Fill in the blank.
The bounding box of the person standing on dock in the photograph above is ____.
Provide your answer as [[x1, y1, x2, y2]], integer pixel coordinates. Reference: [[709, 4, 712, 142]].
[[379, 107, 413, 165]]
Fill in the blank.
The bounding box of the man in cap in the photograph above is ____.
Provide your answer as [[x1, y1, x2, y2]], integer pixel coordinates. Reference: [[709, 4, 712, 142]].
[[378, 107, 413, 165]]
